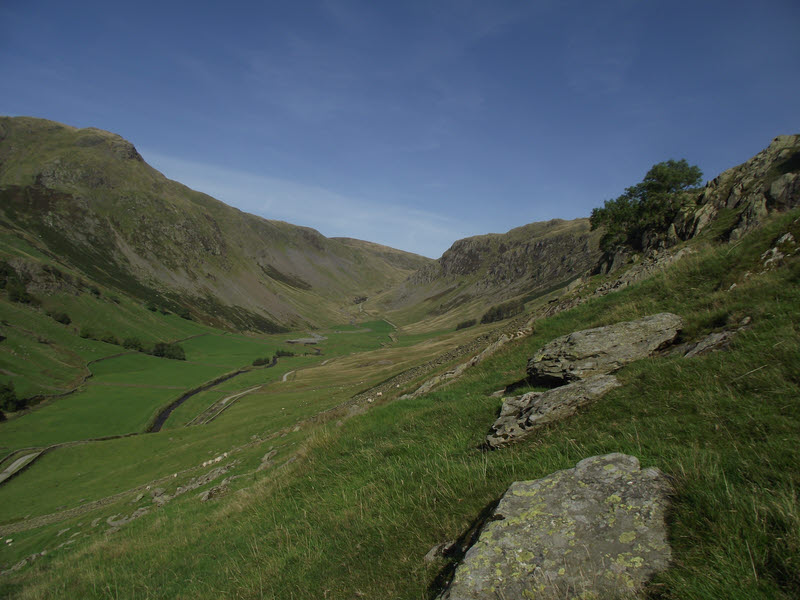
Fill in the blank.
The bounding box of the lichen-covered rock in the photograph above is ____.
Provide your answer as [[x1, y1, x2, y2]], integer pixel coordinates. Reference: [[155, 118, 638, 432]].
[[485, 375, 621, 448], [527, 313, 683, 385], [440, 454, 671, 600]]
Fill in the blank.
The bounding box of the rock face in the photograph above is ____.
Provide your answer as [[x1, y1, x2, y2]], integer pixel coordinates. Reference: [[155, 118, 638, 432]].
[[527, 313, 683, 385], [440, 454, 671, 600], [485, 375, 621, 448], [380, 219, 602, 322], [673, 134, 800, 244]]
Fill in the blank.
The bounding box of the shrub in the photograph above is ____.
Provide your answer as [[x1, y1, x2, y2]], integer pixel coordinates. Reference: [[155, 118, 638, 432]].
[[146, 302, 158, 312], [152, 342, 186, 360], [178, 307, 191, 320], [0, 261, 14, 289], [456, 319, 477, 330], [50, 312, 71, 325], [123, 337, 143, 351], [7, 282, 34, 304], [101, 333, 119, 345], [252, 357, 270, 366], [0, 382, 23, 412], [276, 349, 295, 358], [79, 327, 94, 339], [590, 159, 703, 252], [480, 299, 524, 324]]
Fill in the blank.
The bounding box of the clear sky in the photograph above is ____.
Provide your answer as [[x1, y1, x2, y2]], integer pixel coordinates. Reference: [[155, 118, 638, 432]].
[[2, 1, 798, 258]]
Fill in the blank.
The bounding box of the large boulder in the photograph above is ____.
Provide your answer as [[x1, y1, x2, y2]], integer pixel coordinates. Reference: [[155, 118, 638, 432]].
[[440, 454, 671, 600], [527, 313, 683, 385], [485, 375, 621, 448]]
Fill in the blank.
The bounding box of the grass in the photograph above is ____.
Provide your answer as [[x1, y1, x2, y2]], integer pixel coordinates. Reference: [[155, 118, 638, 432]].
[[1, 212, 799, 598]]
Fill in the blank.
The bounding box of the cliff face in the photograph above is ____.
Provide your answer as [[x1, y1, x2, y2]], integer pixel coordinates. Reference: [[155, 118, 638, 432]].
[[414, 219, 599, 289], [378, 219, 602, 324]]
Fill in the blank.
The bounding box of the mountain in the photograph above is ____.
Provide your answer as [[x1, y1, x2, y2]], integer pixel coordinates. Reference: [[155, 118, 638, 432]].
[[1, 130, 799, 599], [371, 218, 601, 328], [0, 117, 432, 332]]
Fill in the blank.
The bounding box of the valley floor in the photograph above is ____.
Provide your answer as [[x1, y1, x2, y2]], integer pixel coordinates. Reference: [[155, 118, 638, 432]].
[[1, 212, 799, 599]]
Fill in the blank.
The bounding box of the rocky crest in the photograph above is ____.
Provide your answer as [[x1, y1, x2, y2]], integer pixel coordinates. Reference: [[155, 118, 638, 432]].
[[673, 134, 800, 244], [379, 219, 602, 323]]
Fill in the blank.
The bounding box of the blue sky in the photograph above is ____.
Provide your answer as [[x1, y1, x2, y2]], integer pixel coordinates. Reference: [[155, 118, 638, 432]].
[[2, 0, 798, 258]]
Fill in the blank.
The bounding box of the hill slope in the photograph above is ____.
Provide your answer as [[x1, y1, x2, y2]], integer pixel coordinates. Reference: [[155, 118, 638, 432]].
[[371, 218, 601, 329], [0, 117, 432, 332]]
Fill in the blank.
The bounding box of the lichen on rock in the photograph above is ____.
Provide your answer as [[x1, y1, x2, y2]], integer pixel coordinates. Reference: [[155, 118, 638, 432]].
[[439, 453, 671, 600]]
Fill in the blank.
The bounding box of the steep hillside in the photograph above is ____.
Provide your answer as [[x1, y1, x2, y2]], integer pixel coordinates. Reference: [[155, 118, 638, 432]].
[[372, 218, 601, 329], [0, 117, 432, 332], [2, 200, 798, 600]]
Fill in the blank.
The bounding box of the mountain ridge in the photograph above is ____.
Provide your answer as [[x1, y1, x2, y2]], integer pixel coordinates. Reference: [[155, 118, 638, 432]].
[[0, 116, 432, 331]]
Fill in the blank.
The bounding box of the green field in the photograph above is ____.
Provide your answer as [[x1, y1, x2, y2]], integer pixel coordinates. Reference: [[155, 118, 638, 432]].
[[1, 214, 799, 599]]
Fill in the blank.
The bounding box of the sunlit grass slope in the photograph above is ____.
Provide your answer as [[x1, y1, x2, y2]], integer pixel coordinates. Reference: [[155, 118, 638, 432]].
[[1, 212, 797, 598]]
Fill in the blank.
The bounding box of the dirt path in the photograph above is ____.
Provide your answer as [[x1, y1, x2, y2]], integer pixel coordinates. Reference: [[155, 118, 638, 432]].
[[186, 386, 262, 426], [147, 370, 246, 433], [282, 370, 295, 382], [149, 356, 279, 431], [0, 452, 42, 485]]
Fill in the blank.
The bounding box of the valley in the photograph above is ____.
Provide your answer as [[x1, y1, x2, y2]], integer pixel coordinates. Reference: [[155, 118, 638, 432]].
[[0, 120, 798, 599]]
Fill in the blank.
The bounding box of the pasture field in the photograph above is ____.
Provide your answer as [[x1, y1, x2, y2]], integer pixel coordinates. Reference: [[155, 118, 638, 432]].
[[3, 212, 798, 599], [179, 333, 277, 368], [0, 386, 177, 453]]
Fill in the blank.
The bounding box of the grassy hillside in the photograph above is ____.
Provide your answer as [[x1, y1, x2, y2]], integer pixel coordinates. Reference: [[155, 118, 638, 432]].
[[1, 205, 797, 598], [0, 116, 432, 332]]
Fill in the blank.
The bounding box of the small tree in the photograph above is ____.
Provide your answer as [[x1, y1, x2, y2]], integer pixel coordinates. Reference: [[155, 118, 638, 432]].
[[0, 382, 22, 412], [152, 342, 185, 360], [123, 337, 143, 351], [456, 318, 477, 330], [591, 159, 702, 252]]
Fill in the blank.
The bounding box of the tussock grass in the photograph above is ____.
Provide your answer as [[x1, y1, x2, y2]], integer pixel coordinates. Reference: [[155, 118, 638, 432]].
[[2, 213, 800, 598]]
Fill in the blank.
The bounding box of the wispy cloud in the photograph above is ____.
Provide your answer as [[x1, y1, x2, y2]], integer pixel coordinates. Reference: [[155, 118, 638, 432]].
[[143, 150, 469, 258]]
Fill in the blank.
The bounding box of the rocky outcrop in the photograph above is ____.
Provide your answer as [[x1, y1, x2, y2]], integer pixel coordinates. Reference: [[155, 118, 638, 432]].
[[527, 313, 683, 385], [485, 375, 621, 448], [440, 454, 671, 600], [673, 134, 800, 244]]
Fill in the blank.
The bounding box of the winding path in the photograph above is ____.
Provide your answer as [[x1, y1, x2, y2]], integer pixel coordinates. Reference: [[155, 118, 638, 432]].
[[148, 356, 278, 432]]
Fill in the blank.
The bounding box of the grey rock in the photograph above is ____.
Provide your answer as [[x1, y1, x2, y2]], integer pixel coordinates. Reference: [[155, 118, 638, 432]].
[[106, 507, 150, 528], [258, 449, 278, 472], [527, 313, 683, 385], [440, 454, 671, 600], [683, 331, 735, 358], [674, 316, 752, 358], [425, 540, 457, 563], [486, 375, 621, 448]]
